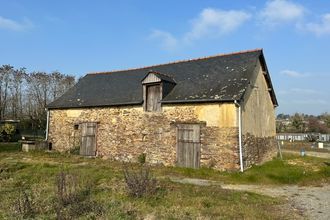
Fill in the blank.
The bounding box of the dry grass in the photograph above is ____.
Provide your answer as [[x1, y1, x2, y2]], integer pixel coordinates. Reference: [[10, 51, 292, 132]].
[[0, 148, 309, 219]]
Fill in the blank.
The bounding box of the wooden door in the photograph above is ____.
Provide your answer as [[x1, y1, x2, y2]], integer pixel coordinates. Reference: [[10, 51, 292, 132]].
[[80, 122, 97, 156], [146, 84, 161, 112], [176, 124, 201, 168]]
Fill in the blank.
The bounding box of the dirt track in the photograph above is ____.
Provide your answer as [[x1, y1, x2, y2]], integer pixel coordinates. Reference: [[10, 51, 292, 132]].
[[171, 177, 330, 220], [222, 184, 330, 220]]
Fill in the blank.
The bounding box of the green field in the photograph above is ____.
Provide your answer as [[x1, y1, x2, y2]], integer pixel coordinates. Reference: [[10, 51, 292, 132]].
[[0, 143, 329, 219]]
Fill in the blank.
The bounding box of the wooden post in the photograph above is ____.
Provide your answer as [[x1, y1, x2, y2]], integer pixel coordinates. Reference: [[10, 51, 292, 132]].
[[277, 140, 283, 160]]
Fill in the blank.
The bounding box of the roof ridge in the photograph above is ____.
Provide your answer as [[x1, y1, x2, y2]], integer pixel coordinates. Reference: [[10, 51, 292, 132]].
[[148, 70, 173, 78], [87, 48, 263, 75]]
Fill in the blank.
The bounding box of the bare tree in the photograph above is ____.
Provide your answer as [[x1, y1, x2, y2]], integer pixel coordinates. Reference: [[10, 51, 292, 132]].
[[25, 72, 51, 129], [8, 68, 27, 119], [50, 71, 75, 100], [0, 64, 76, 134], [0, 65, 14, 120]]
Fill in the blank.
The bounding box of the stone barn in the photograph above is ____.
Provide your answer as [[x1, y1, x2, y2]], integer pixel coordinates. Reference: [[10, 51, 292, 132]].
[[47, 49, 278, 171]]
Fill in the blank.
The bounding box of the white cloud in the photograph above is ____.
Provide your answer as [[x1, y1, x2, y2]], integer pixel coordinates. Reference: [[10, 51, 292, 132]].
[[0, 16, 33, 31], [184, 8, 251, 42], [259, 0, 305, 26], [280, 69, 309, 78], [149, 30, 178, 51], [302, 13, 330, 36], [149, 8, 251, 50]]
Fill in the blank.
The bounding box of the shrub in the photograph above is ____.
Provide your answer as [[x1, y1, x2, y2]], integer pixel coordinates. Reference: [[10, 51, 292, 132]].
[[0, 123, 16, 142], [123, 163, 157, 198], [12, 187, 36, 218], [69, 146, 80, 155], [137, 153, 146, 164], [305, 133, 319, 142], [54, 170, 104, 219], [55, 170, 79, 206]]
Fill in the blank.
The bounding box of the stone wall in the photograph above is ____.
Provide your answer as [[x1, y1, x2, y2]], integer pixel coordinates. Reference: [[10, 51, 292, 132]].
[[48, 103, 240, 171], [242, 133, 277, 168]]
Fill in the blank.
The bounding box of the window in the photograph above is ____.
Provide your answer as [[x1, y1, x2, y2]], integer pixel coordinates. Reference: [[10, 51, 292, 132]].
[[141, 71, 175, 112]]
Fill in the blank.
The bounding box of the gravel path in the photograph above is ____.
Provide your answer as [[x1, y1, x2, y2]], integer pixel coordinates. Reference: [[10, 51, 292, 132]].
[[170, 177, 330, 220]]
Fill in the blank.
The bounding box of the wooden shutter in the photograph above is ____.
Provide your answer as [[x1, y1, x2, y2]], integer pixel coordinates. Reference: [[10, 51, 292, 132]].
[[176, 124, 201, 168], [146, 84, 161, 112], [80, 122, 97, 156]]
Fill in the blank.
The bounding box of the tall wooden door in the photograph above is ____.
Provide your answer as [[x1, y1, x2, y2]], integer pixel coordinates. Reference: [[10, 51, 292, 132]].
[[80, 122, 97, 156], [176, 124, 201, 168]]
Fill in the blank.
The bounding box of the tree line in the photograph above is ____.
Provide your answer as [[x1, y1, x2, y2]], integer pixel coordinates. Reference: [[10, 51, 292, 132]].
[[0, 64, 75, 132], [276, 113, 330, 133]]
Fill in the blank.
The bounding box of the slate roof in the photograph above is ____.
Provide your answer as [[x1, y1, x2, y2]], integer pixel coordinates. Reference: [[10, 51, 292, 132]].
[[47, 49, 278, 109]]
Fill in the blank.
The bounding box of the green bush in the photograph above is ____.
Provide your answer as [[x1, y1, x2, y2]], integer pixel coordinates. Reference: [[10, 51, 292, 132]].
[[0, 123, 16, 142], [137, 153, 146, 164]]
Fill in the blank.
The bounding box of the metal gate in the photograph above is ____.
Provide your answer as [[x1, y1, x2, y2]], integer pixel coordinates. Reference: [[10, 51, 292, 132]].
[[80, 122, 97, 156], [176, 124, 201, 168]]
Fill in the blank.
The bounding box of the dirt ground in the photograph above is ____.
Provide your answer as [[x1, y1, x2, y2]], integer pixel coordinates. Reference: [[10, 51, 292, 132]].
[[171, 177, 330, 220], [223, 184, 330, 220]]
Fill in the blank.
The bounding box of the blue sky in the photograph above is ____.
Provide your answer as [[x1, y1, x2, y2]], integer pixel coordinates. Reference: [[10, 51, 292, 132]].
[[0, 0, 329, 115]]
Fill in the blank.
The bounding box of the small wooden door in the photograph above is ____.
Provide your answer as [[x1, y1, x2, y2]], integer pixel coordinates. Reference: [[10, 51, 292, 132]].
[[80, 122, 97, 156], [146, 84, 161, 112], [176, 124, 201, 168]]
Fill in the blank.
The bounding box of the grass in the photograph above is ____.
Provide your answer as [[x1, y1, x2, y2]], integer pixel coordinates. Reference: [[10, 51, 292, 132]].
[[0, 142, 21, 152], [157, 154, 330, 186], [281, 140, 330, 153], [0, 143, 329, 218], [225, 155, 330, 185], [0, 151, 306, 219]]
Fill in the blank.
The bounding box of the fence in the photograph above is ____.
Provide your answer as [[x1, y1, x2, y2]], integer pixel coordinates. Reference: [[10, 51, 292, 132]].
[[276, 133, 330, 142], [20, 129, 45, 140]]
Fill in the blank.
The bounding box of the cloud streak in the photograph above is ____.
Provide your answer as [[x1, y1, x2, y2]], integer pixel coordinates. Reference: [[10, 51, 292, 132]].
[[278, 88, 320, 95], [280, 69, 309, 78], [293, 99, 327, 105], [0, 16, 33, 31]]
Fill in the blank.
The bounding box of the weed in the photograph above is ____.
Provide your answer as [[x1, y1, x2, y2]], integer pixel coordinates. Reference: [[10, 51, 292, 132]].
[[137, 153, 146, 164], [68, 146, 80, 155], [54, 170, 104, 219], [123, 163, 158, 198], [55, 170, 79, 206], [12, 186, 36, 218]]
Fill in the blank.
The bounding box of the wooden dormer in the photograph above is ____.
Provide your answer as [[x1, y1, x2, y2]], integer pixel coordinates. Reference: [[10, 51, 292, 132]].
[[141, 71, 176, 112]]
